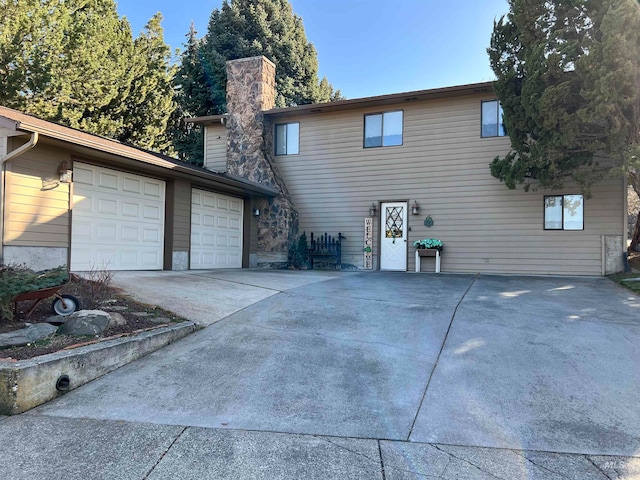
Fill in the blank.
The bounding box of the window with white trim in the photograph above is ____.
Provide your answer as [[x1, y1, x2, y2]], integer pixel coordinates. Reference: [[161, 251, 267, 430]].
[[364, 111, 403, 148], [544, 195, 584, 230], [481, 100, 506, 137], [275, 123, 299, 155]]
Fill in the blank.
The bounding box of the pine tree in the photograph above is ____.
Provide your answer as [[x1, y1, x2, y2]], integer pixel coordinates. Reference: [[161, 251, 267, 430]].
[[488, 0, 640, 195], [170, 24, 213, 164], [172, 0, 342, 163], [0, 0, 175, 152], [115, 13, 177, 153]]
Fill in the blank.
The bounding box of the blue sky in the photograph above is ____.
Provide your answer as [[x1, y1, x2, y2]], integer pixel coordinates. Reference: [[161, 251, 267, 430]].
[[115, 0, 509, 99]]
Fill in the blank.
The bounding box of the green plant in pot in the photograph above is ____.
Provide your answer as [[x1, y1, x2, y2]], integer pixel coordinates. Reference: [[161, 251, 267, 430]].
[[413, 238, 443, 251]]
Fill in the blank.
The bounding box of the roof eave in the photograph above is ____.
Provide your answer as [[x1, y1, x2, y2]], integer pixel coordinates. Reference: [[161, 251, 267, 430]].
[[265, 81, 497, 118], [186, 114, 228, 126]]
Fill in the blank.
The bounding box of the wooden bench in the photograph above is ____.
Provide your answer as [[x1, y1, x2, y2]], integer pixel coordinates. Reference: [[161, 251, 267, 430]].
[[309, 232, 344, 270]]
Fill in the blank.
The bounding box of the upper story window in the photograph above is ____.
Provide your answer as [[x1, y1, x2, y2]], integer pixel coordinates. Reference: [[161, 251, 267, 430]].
[[544, 195, 584, 230], [364, 111, 403, 148], [481, 100, 506, 137], [275, 122, 299, 155]]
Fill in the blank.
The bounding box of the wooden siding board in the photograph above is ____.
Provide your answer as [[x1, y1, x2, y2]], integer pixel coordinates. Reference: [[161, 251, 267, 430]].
[[274, 94, 624, 275], [204, 125, 227, 172], [171, 179, 192, 251], [4, 146, 70, 247]]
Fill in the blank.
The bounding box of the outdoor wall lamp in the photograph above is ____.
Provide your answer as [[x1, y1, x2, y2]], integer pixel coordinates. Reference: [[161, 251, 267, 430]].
[[411, 201, 420, 215], [369, 203, 377, 217], [58, 161, 72, 183], [253, 207, 260, 216]]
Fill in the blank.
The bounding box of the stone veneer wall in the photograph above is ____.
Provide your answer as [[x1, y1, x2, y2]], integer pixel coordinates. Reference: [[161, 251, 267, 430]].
[[225, 56, 298, 266]]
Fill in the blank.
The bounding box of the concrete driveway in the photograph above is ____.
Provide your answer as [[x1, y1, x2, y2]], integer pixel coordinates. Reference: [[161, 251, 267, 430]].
[[2, 271, 640, 479]]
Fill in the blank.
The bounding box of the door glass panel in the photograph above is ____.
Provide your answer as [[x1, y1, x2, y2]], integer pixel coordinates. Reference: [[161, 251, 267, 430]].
[[385, 206, 404, 238]]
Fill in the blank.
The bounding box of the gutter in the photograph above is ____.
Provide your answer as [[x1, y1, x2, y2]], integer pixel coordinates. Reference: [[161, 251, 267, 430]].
[[1, 131, 39, 263]]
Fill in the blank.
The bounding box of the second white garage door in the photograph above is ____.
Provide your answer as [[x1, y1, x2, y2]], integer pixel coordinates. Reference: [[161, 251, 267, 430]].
[[191, 189, 243, 269]]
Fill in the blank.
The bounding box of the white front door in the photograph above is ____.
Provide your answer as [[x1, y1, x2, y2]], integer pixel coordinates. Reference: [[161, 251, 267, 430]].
[[380, 202, 408, 271]]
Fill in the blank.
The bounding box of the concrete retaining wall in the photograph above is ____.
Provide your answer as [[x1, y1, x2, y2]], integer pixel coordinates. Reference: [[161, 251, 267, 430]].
[[0, 322, 199, 415]]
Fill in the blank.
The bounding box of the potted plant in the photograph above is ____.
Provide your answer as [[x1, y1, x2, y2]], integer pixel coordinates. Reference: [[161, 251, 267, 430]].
[[413, 238, 443, 251]]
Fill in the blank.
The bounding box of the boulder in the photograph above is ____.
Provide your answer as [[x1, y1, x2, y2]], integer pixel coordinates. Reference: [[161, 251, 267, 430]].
[[57, 310, 111, 336], [0, 323, 58, 349], [108, 312, 126, 328]]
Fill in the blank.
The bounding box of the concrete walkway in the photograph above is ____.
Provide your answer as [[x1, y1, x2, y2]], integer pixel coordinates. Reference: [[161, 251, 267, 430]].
[[1, 271, 640, 479]]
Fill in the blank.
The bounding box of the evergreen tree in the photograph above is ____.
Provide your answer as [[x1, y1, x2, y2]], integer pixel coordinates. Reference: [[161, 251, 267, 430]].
[[488, 0, 640, 198], [172, 0, 342, 163], [115, 13, 177, 153], [0, 0, 175, 153], [170, 24, 213, 164]]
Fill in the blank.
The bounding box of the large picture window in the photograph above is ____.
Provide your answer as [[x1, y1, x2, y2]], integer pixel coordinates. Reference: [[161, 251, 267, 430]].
[[544, 195, 584, 230], [481, 100, 506, 137], [364, 111, 403, 148], [275, 123, 299, 155]]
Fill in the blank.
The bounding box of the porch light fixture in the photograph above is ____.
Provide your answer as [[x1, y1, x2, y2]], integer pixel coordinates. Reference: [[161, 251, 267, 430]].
[[253, 207, 260, 216], [411, 201, 420, 215], [369, 203, 377, 217], [58, 161, 72, 183]]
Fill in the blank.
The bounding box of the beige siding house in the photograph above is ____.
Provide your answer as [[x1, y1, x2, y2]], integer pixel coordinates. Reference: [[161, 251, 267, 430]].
[[1, 55, 626, 276], [194, 56, 626, 276], [0, 106, 276, 272]]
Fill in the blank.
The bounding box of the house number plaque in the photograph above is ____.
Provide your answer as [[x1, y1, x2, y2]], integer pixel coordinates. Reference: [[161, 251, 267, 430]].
[[364, 218, 373, 270]]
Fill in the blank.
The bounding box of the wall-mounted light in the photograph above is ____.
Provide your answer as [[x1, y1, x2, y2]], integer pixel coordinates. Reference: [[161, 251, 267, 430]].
[[369, 203, 377, 217], [253, 207, 260, 216], [58, 160, 72, 183], [411, 201, 420, 215]]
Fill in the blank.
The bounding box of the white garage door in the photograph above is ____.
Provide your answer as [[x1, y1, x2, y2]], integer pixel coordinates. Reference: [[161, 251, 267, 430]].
[[71, 163, 165, 271], [191, 189, 243, 269]]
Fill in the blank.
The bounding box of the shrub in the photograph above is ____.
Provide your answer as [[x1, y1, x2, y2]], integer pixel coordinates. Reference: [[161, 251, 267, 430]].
[[0, 265, 69, 321], [66, 265, 114, 310]]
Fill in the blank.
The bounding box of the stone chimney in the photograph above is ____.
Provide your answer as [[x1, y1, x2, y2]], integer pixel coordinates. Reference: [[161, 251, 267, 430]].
[[225, 56, 298, 266]]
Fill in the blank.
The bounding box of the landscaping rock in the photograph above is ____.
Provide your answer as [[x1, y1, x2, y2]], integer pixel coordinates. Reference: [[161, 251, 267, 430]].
[[108, 312, 126, 328], [0, 323, 57, 349], [131, 312, 150, 317], [149, 317, 170, 324], [57, 310, 111, 336], [105, 306, 128, 312], [46, 315, 67, 326]]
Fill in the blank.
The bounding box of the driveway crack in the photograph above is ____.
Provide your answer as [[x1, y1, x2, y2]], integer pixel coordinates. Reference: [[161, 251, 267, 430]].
[[142, 426, 187, 479], [317, 436, 382, 467], [522, 453, 574, 479], [406, 275, 478, 440], [585, 455, 615, 480], [431, 444, 507, 480]]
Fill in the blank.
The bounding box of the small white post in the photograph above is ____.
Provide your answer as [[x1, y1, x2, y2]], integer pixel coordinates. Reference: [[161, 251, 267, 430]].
[[435, 250, 441, 273], [415, 250, 420, 273]]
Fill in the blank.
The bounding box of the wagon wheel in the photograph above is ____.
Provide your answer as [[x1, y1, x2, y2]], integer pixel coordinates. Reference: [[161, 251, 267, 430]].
[[51, 294, 80, 316]]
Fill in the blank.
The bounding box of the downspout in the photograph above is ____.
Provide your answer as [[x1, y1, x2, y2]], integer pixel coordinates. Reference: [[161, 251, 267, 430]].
[[0, 132, 39, 262]]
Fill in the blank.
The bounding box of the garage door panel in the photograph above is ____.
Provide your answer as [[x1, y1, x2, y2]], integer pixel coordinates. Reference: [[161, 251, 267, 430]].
[[191, 188, 243, 269], [144, 181, 162, 198], [71, 163, 165, 271], [230, 199, 242, 212], [73, 166, 94, 184], [99, 172, 118, 189]]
